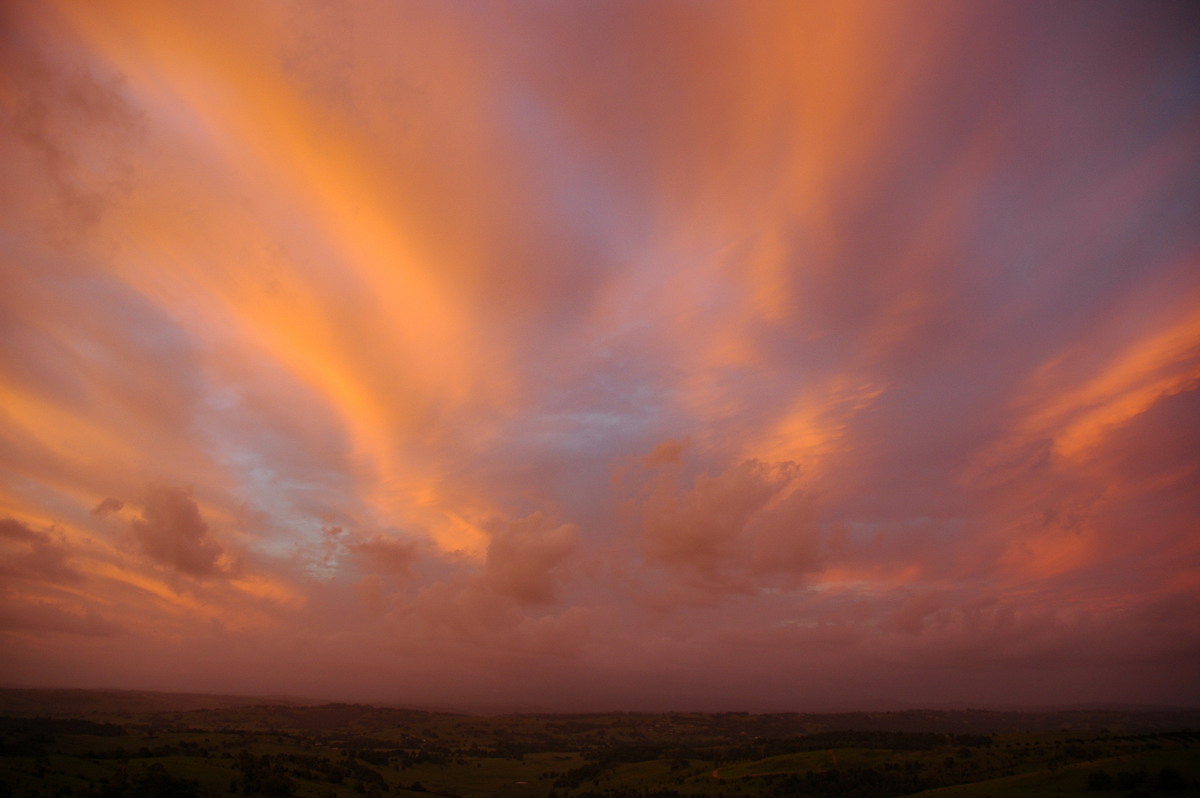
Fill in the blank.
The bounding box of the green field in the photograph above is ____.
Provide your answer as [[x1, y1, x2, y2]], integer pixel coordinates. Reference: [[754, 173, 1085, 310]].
[[1, 689, 1197, 797]]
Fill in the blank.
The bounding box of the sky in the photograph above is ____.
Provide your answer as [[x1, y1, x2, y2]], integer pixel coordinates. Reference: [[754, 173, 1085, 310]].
[[2, 0, 1199, 712]]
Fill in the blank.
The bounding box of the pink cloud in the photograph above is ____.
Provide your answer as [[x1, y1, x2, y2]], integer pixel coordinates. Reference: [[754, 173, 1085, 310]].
[[0, 596, 121, 638], [0, 518, 83, 584], [347, 536, 419, 578], [633, 455, 824, 597], [0, 0, 1196, 711], [90, 497, 124, 517], [483, 513, 579, 606], [883, 590, 946, 636], [130, 486, 225, 579]]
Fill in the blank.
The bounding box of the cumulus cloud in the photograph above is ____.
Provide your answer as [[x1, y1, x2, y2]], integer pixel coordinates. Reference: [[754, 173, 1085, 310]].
[[130, 486, 224, 578], [483, 513, 579, 605], [636, 456, 819, 591], [642, 438, 688, 468], [91, 497, 124, 517], [355, 574, 387, 615], [0, 20, 144, 244], [884, 589, 946, 636], [347, 535, 419, 577], [0, 597, 120, 637], [0, 518, 83, 583]]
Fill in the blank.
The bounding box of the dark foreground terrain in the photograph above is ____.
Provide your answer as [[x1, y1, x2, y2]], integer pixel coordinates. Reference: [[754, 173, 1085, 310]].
[[1, 689, 1197, 798]]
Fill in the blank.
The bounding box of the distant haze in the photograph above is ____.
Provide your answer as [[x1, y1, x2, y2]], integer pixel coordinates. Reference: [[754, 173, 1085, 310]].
[[1, 0, 1198, 711]]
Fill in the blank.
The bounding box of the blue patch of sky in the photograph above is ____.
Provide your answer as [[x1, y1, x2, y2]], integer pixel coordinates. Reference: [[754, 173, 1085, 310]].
[[194, 387, 357, 562]]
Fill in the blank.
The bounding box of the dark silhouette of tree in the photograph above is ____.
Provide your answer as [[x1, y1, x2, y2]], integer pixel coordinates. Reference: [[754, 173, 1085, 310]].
[[1086, 769, 1114, 791]]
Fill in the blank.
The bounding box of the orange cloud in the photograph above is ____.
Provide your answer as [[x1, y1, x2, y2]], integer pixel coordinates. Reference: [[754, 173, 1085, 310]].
[[0, 519, 83, 584], [130, 485, 225, 578], [1005, 304, 1200, 467], [483, 514, 579, 606], [1, 0, 1197, 709]]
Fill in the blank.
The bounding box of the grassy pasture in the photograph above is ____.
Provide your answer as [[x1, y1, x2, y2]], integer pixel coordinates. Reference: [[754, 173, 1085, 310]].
[[2, 692, 1198, 797], [910, 745, 1200, 797]]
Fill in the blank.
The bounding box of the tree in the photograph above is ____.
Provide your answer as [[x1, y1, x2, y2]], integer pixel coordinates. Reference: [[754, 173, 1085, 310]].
[[1086, 769, 1113, 791], [1157, 766, 1186, 791]]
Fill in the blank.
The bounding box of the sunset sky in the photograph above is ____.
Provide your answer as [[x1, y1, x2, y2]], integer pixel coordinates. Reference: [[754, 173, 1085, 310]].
[[2, 0, 1198, 711]]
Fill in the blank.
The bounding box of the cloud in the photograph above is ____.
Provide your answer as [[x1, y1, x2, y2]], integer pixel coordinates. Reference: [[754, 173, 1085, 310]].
[[0, 518, 83, 584], [355, 574, 387, 615], [483, 513, 579, 605], [0, 13, 144, 244], [130, 486, 225, 578], [636, 456, 819, 592], [0, 0, 1197, 710], [0, 596, 121, 637], [91, 497, 124, 517], [884, 590, 946, 636], [347, 535, 419, 577], [642, 438, 687, 468]]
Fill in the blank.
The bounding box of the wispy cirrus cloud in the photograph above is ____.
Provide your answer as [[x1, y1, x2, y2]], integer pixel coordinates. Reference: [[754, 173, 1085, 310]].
[[0, 0, 1197, 709]]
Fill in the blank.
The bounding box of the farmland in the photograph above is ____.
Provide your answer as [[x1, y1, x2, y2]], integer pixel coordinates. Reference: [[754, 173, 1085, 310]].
[[1, 690, 1197, 797]]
